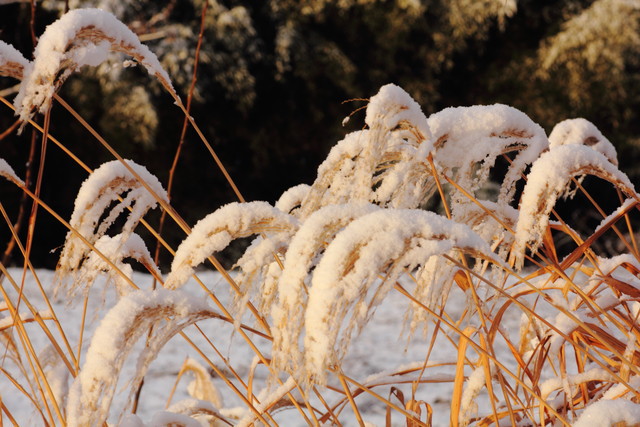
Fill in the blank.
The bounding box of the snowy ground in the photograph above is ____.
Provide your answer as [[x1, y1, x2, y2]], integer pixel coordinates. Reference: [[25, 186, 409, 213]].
[[1, 268, 526, 426]]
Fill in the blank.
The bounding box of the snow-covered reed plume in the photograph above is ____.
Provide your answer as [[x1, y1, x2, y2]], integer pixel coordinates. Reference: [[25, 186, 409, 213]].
[[56, 159, 168, 296], [65, 289, 225, 426], [510, 145, 637, 269], [291, 209, 502, 386], [270, 202, 381, 373], [274, 183, 310, 216], [298, 84, 434, 217], [428, 103, 548, 208], [548, 118, 618, 165], [453, 200, 519, 252], [78, 233, 161, 296], [164, 201, 299, 290], [13, 8, 175, 122]]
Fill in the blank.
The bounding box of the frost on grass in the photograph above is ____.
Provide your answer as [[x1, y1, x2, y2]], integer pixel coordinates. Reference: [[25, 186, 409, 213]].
[[66, 288, 225, 426], [56, 159, 167, 296], [0, 40, 31, 80], [165, 201, 299, 290], [14, 8, 175, 122], [511, 145, 637, 269], [294, 209, 503, 386]]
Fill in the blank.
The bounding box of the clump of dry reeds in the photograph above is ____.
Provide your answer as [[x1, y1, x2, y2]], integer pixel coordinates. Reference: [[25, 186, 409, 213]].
[[1, 7, 640, 427]]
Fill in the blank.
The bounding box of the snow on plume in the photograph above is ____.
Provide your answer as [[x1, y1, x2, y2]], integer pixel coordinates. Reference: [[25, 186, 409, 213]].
[[364, 83, 432, 144], [300, 209, 502, 386], [232, 231, 292, 318], [511, 145, 637, 269], [275, 183, 310, 216], [428, 103, 548, 206], [78, 232, 160, 297], [299, 84, 433, 217], [14, 8, 175, 122], [361, 84, 433, 209], [298, 130, 368, 216], [549, 118, 618, 165], [451, 199, 519, 255], [270, 202, 380, 374], [65, 289, 222, 426], [459, 366, 485, 425], [56, 160, 167, 292], [165, 201, 299, 290], [0, 40, 31, 80]]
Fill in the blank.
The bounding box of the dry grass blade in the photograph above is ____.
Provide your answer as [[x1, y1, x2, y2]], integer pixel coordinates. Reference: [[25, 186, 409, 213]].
[[451, 326, 476, 427]]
